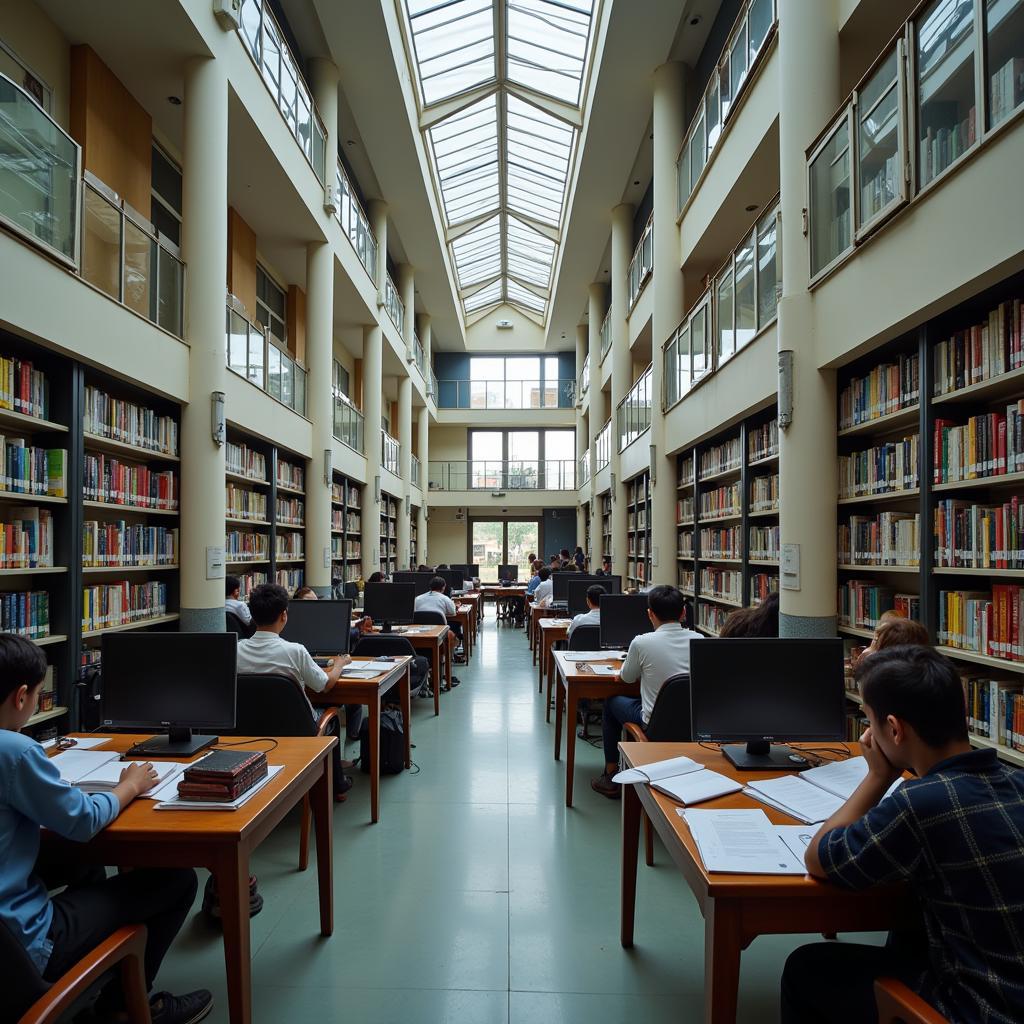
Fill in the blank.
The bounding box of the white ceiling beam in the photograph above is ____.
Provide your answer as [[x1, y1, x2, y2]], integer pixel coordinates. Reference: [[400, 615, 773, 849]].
[[504, 82, 582, 128], [459, 273, 503, 299], [507, 210, 560, 243], [506, 273, 549, 301], [419, 82, 499, 130], [446, 209, 502, 242]]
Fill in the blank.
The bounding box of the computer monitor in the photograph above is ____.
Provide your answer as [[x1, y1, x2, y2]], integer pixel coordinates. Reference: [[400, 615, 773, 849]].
[[363, 582, 416, 630], [497, 564, 518, 581], [553, 571, 607, 603], [598, 594, 654, 649], [689, 638, 846, 771], [392, 571, 434, 596], [101, 632, 237, 756], [453, 564, 479, 579], [567, 576, 622, 616], [436, 569, 465, 594], [281, 599, 353, 656]]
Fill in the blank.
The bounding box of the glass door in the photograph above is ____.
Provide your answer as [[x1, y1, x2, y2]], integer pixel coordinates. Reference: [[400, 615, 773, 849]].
[[470, 519, 540, 582]]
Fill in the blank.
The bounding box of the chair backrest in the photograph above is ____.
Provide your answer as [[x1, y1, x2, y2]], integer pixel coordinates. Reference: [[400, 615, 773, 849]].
[[352, 635, 417, 659], [643, 673, 692, 742], [233, 674, 317, 737], [567, 624, 601, 651], [413, 610, 447, 626], [225, 610, 254, 639], [0, 917, 48, 1022]]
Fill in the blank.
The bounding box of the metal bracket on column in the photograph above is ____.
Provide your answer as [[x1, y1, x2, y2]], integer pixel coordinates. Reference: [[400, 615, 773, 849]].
[[778, 350, 794, 430], [324, 183, 339, 216]]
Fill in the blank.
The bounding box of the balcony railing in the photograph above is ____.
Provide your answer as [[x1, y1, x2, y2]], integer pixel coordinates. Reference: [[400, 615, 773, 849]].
[[335, 158, 377, 281], [411, 454, 421, 487], [595, 418, 611, 471], [238, 0, 327, 182], [579, 353, 590, 397], [82, 175, 184, 338], [600, 308, 612, 361], [436, 378, 575, 410], [627, 214, 654, 311], [413, 331, 426, 378], [428, 460, 576, 491], [0, 71, 80, 267], [428, 365, 438, 401], [616, 365, 652, 451], [226, 302, 307, 415], [333, 394, 364, 454], [383, 273, 404, 334], [381, 429, 400, 475], [579, 448, 590, 485]]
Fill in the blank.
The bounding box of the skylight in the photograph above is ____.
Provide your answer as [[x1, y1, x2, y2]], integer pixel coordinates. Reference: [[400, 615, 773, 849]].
[[400, 0, 597, 323]]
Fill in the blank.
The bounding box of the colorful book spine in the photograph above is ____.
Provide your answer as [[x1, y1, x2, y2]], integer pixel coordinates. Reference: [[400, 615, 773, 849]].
[[697, 602, 729, 636], [225, 442, 267, 482], [749, 525, 780, 562], [750, 573, 779, 605], [748, 419, 779, 462], [839, 353, 919, 429], [225, 485, 267, 521], [749, 473, 779, 513], [82, 581, 168, 632], [225, 531, 269, 562], [838, 580, 919, 628], [275, 533, 304, 560], [276, 460, 305, 491], [0, 355, 49, 419], [82, 521, 178, 567], [700, 567, 742, 603], [0, 590, 50, 638], [0, 508, 54, 568], [83, 455, 177, 510], [700, 437, 741, 478], [276, 497, 304, 525], [838, 511, 919, 566], [700, 483, 740, 520], [699, 526, 742, 560], [933, 496, 1023, 569], [275, 568, 304, 593], [0, 438, 67, 496], [83, 386, 178, 455], [938, 587, 1023, 662], [933, 296, 1023, 394], [838, 435, 919, 498], [933, 401, 1024, 482]]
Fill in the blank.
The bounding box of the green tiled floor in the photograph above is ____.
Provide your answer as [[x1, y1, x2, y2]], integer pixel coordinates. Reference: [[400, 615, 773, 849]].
[[157, 616, 810, 1023]]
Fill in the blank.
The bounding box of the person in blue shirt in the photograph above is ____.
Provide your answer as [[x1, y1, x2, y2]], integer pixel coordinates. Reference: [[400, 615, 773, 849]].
[[782, 645, 1024, 1023], [0, 634, 213, 1024], [526, 560, 542, 595]]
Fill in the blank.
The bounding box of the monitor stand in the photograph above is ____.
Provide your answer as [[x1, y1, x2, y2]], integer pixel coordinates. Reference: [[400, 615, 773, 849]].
[[126, 728, 218, 758], [722, 741, 803, 771], [381, 621, 392, 633]]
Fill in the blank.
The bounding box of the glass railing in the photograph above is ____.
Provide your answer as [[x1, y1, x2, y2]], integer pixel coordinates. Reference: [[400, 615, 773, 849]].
[[436, 378, 575, 409], [411, 454, 421, 487], [595, 418, 611, 470], [600, 308, 612, 361], [335, 158, 377, 280], [580, 353, 590, 396], [579, 449, 590, 485], [428, 460, 576, 491], [677, 0, 777, 212], [616, 365, 652, 451], [627, 214, 654, 311], [82, 176, 184, 338], [226, 302, 307, 415], [333, 393, 364, 454], [238, 0, 327, 182], [413, 331, 426, 378], [384, 273, 404, 334], [381, 429, 400, 475], [428, 365, 438, 401], [0, 72, 80, 266]]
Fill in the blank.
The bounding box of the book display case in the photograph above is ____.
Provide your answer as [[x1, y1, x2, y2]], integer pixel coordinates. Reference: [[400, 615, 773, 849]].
[[835, 271, 1024, 766], [625, 471, 651, 588], [331, 474, 363, 583], [600, 492, 612, 561], [380, 492, 398, 576], [410, 506, 419, 566]]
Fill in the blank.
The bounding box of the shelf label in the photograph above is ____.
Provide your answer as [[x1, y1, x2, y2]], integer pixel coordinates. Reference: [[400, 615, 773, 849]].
[[206, 545, 225, 580], [323, 546, 331, 569], [781, 543, 800, 591]]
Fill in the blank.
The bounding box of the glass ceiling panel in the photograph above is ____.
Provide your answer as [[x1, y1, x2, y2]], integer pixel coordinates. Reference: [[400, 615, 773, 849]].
[[505, 95, 574, 226], [464, 278, 504, 312], [507, 278, 546, 313], [405, 0, 497, 105], [506, 216, 555, 288], [451, 215, 502, 287], [506, 0, 594, 104], [427, 93, 500, 225]]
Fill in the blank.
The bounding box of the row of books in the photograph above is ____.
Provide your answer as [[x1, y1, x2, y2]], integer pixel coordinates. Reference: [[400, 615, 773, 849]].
[[989, 57, 1024, 128], [933, 296, 1024, 395], [0, 440, 66, 496], [276, 498, 304, 525], [0, 590, 50, 638], [964, 675, 1024, 749], [934, 497, 1023, 569], [838, 581, 919, 629], [750, 473, 779, 513], [933, 403, 1024, 482], [678, 531, 695, 558], [331, 509, 345, 531], [83, 522, 178, 567], [331, 538, 361, 560], [82, 581, 168, 632], [84, 386, 178, 456], [699, 526, 742, 560], [331, 481, 346, 504], [938, 586, 1023, 662], [748, 419, 778, 462], [844, 711, 869, 742], [226, 531, 269, 562], [236, 571, 268, 599], [0, 507, 54, 568], [277, 569, 304, 593], [676, 497, 694, 524], [226, 442, 267, 482], [749, 524, 780, 562], [276, 536, 304, 559], [919, 106, 976, 188], [697, 603, 729, 636], [226, 485, 267, 522], [700, 437, 741, 479], [83, 456, 178, 511], [630, 508, 647, 530], [838, 352, 919, 430], [838, 436, 919, 499], [860, 149, 900, 223], [678, 569, 695, 593], [838, 512, 920, 567], [750, 573, 779, 605], [277, 461, 305, 491], [700, 483, 740, 520], [699, 567, 742, 603], [678, 460, 695, 488], [0, 355, 49, 420]]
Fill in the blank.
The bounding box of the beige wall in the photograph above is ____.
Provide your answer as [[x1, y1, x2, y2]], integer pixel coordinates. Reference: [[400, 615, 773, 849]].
[[227, 207, 258, 319], [429, 424, 467, 461], [0, 0, 71, 127], [426, 507, 468, 565], [465, 304, 550, 350]]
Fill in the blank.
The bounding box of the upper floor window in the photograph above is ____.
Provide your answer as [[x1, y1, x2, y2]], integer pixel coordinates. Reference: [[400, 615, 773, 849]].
[[332, 358, 350, 400], [151, 142, 182, 246], [256, 264, 286, 349]]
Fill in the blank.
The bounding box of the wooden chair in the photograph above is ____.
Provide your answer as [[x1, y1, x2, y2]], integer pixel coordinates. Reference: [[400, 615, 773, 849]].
[[233, 673, 339, 871], [1, 919, 151, 1024], [874, 979, 949, 1024], [622, 673, 692, 866]]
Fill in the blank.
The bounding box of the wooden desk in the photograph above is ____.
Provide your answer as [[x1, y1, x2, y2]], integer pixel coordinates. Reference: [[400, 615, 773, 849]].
[[530, 603, 562, 659], [449, 605, 474, 658], [537, 617, 570, 697], [552, 652, 636, 807], [480, 584, 527, 624], [310, 656, 412, 823], [460, 591, 482, 636], [399, 625, 450, 712], [47, 733, 334, 1024], [619, 741, 912, 1024]]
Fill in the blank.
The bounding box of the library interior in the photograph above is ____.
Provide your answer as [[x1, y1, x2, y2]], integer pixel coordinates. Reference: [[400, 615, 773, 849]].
[[0, 0, 1022, 1022]]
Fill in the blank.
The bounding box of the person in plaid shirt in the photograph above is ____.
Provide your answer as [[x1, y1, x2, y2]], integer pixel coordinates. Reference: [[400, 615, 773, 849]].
[[781, 645, 1024, 1023]]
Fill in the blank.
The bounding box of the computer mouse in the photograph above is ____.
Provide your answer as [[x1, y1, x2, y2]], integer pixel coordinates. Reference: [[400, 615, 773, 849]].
[[788, 753, 808, 764]]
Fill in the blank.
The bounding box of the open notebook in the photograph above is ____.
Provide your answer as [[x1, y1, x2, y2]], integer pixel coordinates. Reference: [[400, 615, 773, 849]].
[[613, 755, 742, 806], [51, 749, 196, 797]]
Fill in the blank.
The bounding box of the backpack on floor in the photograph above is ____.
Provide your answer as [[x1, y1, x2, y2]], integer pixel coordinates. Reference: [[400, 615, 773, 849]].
[[358, 708, 406, 775]]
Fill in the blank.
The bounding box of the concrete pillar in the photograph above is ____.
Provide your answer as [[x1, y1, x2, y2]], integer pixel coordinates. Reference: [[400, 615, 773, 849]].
[[369, 200, 388, 305], [575, 323, 588, 554], [179, 57, 227, 631], [417, 405, 429, 563], [777, 0, 840, 635], [309, 58, 338, 177], [361, 324, 383, 578], [396, 374, 412, 568], [398, 264, 415, 358], [587, 282, 607, 569], [650, 61, 686, 587], [610, 203, 634, 578], [418, 313, 432, 366]]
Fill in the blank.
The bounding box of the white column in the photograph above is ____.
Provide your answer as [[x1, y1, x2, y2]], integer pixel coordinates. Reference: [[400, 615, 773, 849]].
[[180, 57, 228, 631], [370, 200, 388, 306], [417, 405, 429, 564], [396, 374, 412, 568], [650, 61, 686, 587], [309, 57, 338, 180], [587, 282, 607, 569], [575, 323, 588, 551], [418, 313, 432, 367], [777, 0, 840, 635], [399, 263, 415, 358], [610, 203, 634, 578], [361, 324, 383, 578]]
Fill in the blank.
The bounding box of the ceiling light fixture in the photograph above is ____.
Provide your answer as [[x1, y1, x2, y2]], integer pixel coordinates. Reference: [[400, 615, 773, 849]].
[[745, 204, 758, 212], [690, 15, 702, 26], [167, 95, 182, 105]]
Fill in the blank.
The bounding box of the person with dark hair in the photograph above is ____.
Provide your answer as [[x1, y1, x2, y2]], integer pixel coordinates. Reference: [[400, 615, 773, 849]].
[[568, 584, 604, 639], [225, 574, 251, 625], [781, 645, 1024, 1023], [292, 586, 317, 600], [367, 571, 385, 584], [0, 634, 213, 1024], [573, 545, 586, 569], [533, 565, 553, 607], [434, 564, 450, 572], [592, 585, 702, 798], [415, 576, 465, 667], [853, 612, 930, 665], [526, 559, 543, 595], [719, 592, 779, 638]]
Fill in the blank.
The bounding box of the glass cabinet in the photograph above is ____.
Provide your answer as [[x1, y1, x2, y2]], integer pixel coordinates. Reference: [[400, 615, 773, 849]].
[[808, 112, 853, 279]]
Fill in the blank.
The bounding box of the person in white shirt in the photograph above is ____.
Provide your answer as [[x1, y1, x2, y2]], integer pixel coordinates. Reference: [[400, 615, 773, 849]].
[[591, 584, 702, 798], [567, 585, 603, 640], [225, 575, 251, 625], [415, 577, 465, 665], [532, 566, 553, 607], [236, 583, 355, 800]]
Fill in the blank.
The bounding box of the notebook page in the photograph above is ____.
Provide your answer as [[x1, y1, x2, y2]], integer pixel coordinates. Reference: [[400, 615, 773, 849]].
[[682, 809, 806, 874], [613, 755, 702, 785]]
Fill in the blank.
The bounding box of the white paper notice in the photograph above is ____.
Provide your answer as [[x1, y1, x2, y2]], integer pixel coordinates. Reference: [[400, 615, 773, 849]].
[[682, 809, 806, 874]]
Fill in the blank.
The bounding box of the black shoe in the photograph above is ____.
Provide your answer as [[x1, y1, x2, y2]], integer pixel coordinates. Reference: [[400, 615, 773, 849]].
[[590, 772, 621, 800], [450, 675, 462, 687], [335, 774, 353, 802], [202, 875, 263, 921], [149, 989, 214, 1024]]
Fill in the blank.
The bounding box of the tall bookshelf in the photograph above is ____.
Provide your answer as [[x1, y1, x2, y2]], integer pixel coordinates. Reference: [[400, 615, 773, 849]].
[[273, 453, 305, 593], [331, 473, 362, 583], [600, 491, 612, 561], [626, 471, 651, 588], [410, 505, 419, 567], [835, 271, 1024, 767], [380, 491, 398, 576]]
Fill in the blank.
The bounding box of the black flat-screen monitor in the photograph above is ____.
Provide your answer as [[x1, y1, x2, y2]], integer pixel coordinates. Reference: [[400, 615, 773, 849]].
[[497, 564, 518, 581], [452, 564, 479, 578], [554, 571, 608, 603], [598, 594, 654, 649], [363, 582, 416, 628], [392, 571, 434, 596], [567, 576, 622, 616], [436, 569, 465, 594], [101, 632, 236, 756], [689, 638, 846, 770], [281, 599, 353, 655]]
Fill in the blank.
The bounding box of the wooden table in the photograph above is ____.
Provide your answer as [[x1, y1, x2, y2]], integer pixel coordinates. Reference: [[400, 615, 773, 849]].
[[45, 733, 335, 1024], [537, 617, 570, 696], [449, 605, 474, 658], [397, 624, 450, 712], [619, 741, 912, 1024], [480, 584, 527, 624], [552, 652, 636, 807], [529, 602, 563, 657], [310, 655, 412, 823], [460, 591, 482, 636]]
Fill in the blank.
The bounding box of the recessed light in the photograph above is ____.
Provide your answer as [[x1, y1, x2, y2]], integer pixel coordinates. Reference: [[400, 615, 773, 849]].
[[346, 139, 357, 146], [745, 204, 758, 212], [167, 95, 182, 105], [690, 15, 702, 26], [633, 180, 640, 186]]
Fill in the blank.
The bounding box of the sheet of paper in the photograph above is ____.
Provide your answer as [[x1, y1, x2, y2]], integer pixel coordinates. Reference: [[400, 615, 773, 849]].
[[588, 664, 620, 676], [154, 765, 283, 811], [799, 756, 868, 800], [745, 776, 845, 824], [682, 809, 806, 874], [51, 749, 120, 784], [41, 736, 110, 751], [653, 769, 742, 806], [340, 670, 381, 680], [561, 652, 626, 661], [350, 660, 402, 673], [774, 824, 817, 863], [613, 755, 702, 784]]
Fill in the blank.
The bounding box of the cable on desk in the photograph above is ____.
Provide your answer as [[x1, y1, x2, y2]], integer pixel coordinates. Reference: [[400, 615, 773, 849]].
[[215, 737, 280, 752]]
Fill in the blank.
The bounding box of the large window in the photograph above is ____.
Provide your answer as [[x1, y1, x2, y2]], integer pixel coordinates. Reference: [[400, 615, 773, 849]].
[[467, 429, 575, 489], [256, 265, 286, 349], [151, 143, 182, 246], [464, 355, 566, 409]]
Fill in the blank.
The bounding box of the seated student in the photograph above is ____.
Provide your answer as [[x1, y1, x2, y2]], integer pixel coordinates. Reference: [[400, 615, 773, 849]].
[[782, 645, 1024, 1023], [415, 576, 466, 665], [235, 583, 355, 800], [719, 591, 779, 638], [532, 566, 553, 607], [573, 545, 586, 569], [225, 574, 251, 625], [852, 611, 929, 666], [591, 585, 702, 798], [366, 571, 386, 584], [568, 585, 603, 640], [526, 560, 543, 595], [292, 585, 317, 600], [0, 634, 212, 1024], [599, 556, 613, 576]]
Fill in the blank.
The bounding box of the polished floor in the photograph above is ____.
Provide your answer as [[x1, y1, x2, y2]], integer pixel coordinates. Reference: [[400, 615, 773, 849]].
[[159, 615, 811, 1023]]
